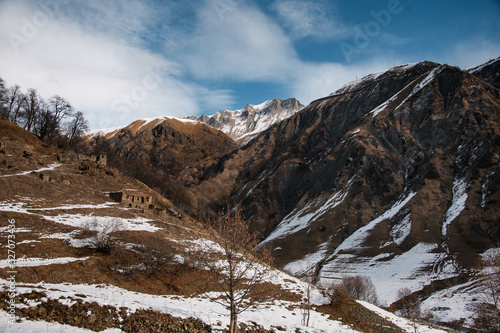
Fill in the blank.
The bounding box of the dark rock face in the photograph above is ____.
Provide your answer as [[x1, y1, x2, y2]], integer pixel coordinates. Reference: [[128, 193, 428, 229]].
[[185, 61, 500, 298], [469, 56, 500, 89]]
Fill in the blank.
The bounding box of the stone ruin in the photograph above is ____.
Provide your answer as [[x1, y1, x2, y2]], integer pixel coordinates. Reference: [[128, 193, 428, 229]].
[[109, 190, 153, 209], [108, 190, 181, 218]]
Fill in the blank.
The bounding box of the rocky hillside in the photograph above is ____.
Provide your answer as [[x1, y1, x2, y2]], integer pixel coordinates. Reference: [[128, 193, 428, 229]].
[[189, 98, 304, 144], [88, 116, 236, 176], [182, 60, 500, 309], [0, 119, 444, 332], [86, 116, 238, 213]]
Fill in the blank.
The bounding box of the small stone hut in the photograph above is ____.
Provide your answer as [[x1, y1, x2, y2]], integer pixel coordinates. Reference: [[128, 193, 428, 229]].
[[109, 190, 153, 209]]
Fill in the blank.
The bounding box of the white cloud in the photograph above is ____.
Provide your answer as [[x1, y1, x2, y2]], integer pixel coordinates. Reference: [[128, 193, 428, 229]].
[[271, 0, 351, 40], [0, 0, 232, 129], [180, 0, 300, 81]]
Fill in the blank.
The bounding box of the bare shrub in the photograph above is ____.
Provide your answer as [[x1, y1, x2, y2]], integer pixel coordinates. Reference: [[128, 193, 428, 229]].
[[342, 275, 379, 305], [327, 282, 351, 307], [136, 234, 175, 277], [82, 217, 124, 254], [111, 234, 176, 279], [396, 287, 421, 333]]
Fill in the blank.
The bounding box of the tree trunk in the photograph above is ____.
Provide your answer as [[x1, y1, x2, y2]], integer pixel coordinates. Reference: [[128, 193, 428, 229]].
[[230, 304, 238, 333]]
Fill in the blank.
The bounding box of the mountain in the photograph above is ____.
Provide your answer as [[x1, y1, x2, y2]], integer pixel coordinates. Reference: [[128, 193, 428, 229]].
[[468, 56, 500, 89], [188, 98, 304, 144], [0, 119, 445, 333], [87, 116, 237, 213], [182, 60, 500, 310]]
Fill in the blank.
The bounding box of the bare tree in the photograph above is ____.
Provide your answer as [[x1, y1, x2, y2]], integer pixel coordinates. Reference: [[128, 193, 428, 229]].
[[0, 77, 7, 118], [34, 103, 53, 139], [65, 111, 89, 140], [4, 85, 25, 122], [397, 287, 420, 333], [32, 95, 74, 140], [82, 217, 124, 254], [48, 95, 73, 130], [301, 268, 315, 327], [342, 275, 379, 305], [21, 88, 42, 132], [195, 207, 273, 333]]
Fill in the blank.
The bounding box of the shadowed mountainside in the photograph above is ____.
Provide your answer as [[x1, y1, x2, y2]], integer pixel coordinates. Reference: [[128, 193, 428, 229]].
[[181, 60, 500, 305]]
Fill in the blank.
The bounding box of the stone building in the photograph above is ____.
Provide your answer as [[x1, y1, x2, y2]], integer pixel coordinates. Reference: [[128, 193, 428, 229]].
[[109, 190, 153, 209]]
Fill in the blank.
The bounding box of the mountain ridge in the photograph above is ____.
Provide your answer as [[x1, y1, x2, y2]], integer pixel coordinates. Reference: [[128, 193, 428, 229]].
[[188, 97, 304, 144], [90, 97, 304, 146]]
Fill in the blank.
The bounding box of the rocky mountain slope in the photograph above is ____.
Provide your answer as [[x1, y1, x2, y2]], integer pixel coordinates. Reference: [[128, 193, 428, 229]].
[[86, 116, 238, 213], [182, 60, 500, 311], [1, 119, 442, 332], [468, 56, 500, 89], [88, 116, 236, 176], [188, 98, 304, 144]]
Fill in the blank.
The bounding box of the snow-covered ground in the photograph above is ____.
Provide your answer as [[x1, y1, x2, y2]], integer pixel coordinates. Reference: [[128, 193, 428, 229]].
[[263, 181, 352, 244], [0, 200, 159, 233], [328, 192, 416, 258], [317, 242, 457, 306], [420, 248, 500, 329], [420, 279, 480, 328], [0, 256, 89, 268], [0, 278, 358, 333]]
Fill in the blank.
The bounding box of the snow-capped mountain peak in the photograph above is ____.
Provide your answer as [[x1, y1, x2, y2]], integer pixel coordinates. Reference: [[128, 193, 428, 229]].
[[190, 98, 304, 144]]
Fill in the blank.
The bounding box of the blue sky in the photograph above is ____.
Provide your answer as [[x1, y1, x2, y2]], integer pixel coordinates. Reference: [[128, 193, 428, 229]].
[[0, 0, 499, 129]]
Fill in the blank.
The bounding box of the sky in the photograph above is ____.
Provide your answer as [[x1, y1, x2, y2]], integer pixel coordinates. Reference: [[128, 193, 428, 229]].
[[0, 0, 499, 130]]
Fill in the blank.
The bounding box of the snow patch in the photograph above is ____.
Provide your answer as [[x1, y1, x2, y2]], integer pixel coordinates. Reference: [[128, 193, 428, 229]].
[[389, 213, 412, 246], [263, 183, 351, 243], [283, 241, 330, 277], [441, 178, 468, 237], [329, 192, 416, 257], [0, 256, 89, 268], [41, 214, 159, 232], [0, 163, 62, 178]]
